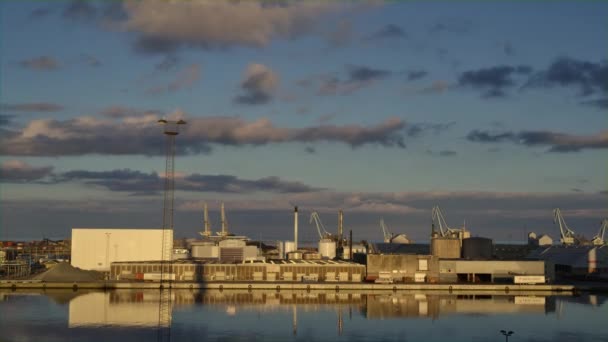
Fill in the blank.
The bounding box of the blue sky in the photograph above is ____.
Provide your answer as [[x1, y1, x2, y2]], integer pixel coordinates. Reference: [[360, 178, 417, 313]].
[[0, 1, 606, 241]]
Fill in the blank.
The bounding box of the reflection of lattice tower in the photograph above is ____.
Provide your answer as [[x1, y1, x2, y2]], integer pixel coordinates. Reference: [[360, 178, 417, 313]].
[[158, 119, 186, 261]]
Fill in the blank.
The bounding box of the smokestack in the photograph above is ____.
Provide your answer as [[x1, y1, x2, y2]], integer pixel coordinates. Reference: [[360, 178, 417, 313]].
[[221, 202, 227, 237], [294, 206, 298, 251], [349, 230, 353, 260], [338, 209, 344, 248]]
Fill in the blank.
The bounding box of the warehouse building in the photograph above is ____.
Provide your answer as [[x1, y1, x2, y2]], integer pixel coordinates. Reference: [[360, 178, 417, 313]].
[[110, 259, 365, 282], [366, 254, 439, 283], [71, 228, 171, 271], [438, 260, 550, 283], [528, 245, 608, 276]]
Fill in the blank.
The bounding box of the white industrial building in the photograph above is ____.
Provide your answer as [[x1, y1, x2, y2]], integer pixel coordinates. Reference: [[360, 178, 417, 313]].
[[71, 228, 171, 271]]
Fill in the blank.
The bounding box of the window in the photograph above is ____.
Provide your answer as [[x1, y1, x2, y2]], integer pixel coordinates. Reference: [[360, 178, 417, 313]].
[[418, 259, 428, 271]]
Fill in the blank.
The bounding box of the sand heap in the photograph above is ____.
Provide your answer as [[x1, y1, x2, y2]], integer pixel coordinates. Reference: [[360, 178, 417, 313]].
[[32, 262, 104, 282]]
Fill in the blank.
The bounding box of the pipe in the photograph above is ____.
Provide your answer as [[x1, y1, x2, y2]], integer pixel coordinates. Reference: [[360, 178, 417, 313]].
[[294, 206, 298, 251]]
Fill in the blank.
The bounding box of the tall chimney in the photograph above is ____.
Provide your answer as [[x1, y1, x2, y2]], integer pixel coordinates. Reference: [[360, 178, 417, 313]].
[[221, 202, 227, 237], [294, 206, 298, 251], [338, 209, 344, 248]]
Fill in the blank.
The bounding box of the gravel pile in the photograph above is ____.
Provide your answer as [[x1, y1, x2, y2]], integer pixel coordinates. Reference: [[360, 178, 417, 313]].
[[32, 262, 104, 282]]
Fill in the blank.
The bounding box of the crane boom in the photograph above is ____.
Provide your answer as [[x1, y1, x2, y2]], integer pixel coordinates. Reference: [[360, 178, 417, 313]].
[[310, 211, 331, 239], [553, 208, 577, 245], [431, 205, 451, 237], [380, 218, 392, 243], [592, 219, 607, 246]]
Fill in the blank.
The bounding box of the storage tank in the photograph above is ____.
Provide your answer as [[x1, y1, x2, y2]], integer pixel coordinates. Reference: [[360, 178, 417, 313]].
[[462, 237, 493, 259], [284, 241, 296, 255], [431, 237, 461, 258], [303, 252, 321, 260], [318, 239, 336, 259], [287, 251, 303, 260]]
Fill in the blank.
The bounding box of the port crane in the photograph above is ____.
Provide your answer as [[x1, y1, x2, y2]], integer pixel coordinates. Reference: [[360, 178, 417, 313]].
[[553, 208, 577, 245], [310, 211, 333, 239], [591, 219, 607, 246], [431, 205, 465, 237], [380, 218, 392, 243]]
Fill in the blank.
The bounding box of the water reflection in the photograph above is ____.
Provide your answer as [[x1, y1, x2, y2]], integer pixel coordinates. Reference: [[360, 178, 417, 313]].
[[61, 289, 573, 326], [1, 289, 607, 342]]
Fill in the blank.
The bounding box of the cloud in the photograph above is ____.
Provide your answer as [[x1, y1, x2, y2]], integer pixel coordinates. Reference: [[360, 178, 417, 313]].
[[304, 146, 316, 154], [0, 115, 13, 126], [426, 149, 457, 157], [53, 169, 323, 195], [80, 54, 102, 67], [581, 98, 608, 109], [1, 102, 64, 113], [326, 19, 353, 47], [317, 65, 392, 95], [503, 41, 514, 56], [0, 113, 407, 156], [234, 63, 279, 105], [98, 106, 161, 119], [19, 56, 60, 71], [467, 129, 608, 152], [407, 70, 428, 81], [29, 7, 53, 19], [62, 0, 97, 22], [155, 55, 179, 71], [429, 19, 474, 35], [122, 0, 340, 53], [0, 160, 54, 183], [406, 122, 455, 137], [526, 57, 608, 96], [417, 80, 451, 94], [367, 24, 407, 40], [458, 65, 532, 98], [146, 63, 201, 95]]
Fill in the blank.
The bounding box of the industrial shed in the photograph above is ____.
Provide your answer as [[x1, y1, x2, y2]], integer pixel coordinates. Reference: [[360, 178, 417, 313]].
[[110, 259, 365, 282], [71, 228, 171, 271], [438, 260, 549, 283], [528, 245, 608, 276], [366, 254, 439, 283]]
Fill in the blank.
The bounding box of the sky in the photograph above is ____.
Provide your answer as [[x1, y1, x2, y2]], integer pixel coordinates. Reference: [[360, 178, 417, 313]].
[[0, 0, 606, 242]]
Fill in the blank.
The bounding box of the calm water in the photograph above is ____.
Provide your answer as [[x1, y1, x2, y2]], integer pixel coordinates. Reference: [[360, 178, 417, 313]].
[[1, 289, 607, 342]]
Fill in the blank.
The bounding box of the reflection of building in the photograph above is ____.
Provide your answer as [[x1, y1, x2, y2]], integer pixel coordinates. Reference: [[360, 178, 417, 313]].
[[68, 291, 167, 327], [364, 294, 552, 319], [71, 229, 171, 271]]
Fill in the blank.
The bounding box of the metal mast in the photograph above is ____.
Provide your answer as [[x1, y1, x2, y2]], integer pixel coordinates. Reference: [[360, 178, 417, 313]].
[[157, 118, 185, 342]]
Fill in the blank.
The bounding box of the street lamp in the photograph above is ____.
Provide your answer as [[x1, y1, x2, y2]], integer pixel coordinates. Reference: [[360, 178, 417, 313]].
[[500, 330, 514, 342]]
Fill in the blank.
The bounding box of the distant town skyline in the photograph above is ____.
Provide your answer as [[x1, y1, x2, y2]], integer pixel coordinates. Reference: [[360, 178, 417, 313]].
[[1, 1, 606, 241]]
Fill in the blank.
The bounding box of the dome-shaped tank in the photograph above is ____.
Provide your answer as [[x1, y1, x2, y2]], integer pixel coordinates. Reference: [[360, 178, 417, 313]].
[[318, 239, 336, 259], [287, 251, 303, 260], [462, 237, 493, 259]]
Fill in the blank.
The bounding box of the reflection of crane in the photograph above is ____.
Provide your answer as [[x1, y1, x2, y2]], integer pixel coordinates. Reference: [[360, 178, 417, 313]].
[[310, 211, 332, 239], [380, 218, 392, 243], [553, 208, 577, 245], [592, 219, 607, 246]]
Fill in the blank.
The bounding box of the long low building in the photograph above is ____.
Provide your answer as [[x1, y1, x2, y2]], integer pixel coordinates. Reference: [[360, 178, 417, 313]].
[[110, 259, 366, 282], [438, 260, 551, 283]]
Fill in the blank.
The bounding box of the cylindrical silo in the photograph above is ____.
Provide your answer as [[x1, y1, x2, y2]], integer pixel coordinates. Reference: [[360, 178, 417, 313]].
[[318, 239, 336, 259]]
